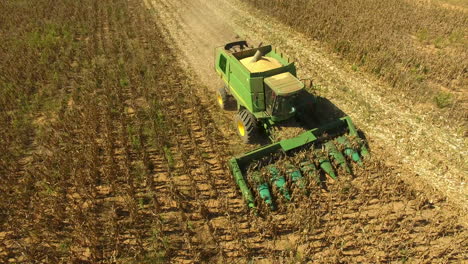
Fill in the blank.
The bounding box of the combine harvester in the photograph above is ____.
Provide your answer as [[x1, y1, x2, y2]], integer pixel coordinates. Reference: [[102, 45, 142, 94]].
[[215, 41, 369, 210]]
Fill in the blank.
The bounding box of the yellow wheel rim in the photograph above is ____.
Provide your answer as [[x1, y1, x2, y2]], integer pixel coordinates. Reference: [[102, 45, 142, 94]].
[[217, 95, 223, 107], [237, 120, 245, 137]]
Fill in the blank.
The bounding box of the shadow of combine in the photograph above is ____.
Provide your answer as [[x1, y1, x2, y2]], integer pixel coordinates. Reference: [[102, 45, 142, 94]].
[[296, 91, 347, 129], [298, 91, 369, 148], [314, 96, 347, 124], [316, 95, 370, 152]]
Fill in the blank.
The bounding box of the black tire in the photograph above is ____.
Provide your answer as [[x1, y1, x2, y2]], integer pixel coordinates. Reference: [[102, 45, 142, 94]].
[[234, 109, 258, 144], [217, 87, 229, 110]]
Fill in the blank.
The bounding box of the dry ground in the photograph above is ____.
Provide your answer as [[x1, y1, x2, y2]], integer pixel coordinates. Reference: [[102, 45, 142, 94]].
[[0, 0, 466, 263], [145, 0, 467, 213], [144, 0, 467, 261]]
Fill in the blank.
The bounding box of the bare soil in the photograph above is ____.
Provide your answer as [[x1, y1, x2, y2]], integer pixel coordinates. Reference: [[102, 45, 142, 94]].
[[1, 0, 466, 263], [142, 0, 467, 261], [145, 0, 467, 213]]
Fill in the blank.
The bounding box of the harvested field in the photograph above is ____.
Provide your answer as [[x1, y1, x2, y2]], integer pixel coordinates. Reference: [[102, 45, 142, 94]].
[[243, 0, 468, 120], [0, 0, 466, 263], [208, 0, 467, 212]]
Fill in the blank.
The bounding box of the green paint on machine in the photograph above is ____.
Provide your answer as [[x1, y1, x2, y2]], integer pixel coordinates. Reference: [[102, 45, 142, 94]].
[[217, 41, 370, 211]]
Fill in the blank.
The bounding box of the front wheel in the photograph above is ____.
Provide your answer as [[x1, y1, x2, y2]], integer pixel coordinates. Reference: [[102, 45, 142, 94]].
[[217, 87, 229, 110], [234, 109, 258, 144]]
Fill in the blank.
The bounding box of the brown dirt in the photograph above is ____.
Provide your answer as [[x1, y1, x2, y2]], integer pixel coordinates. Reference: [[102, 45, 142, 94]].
[[145, 0, 467, 213], [142, 0, 466, 261], [1, 0, 466, 263]]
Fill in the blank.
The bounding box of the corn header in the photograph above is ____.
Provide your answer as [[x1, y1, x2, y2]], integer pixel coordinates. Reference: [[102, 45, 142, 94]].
[[215, 41, 369, 210]]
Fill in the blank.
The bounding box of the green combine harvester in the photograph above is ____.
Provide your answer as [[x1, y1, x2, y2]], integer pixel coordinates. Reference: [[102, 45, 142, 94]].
[[215, 41, 369, 210]]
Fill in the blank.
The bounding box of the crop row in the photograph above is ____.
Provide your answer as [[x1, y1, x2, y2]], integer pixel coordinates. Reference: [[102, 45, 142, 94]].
[[242, 0, 467, 119]]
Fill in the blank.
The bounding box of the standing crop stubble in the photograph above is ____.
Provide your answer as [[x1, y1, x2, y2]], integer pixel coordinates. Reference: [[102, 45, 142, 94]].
[[0, 0, 467, 263]]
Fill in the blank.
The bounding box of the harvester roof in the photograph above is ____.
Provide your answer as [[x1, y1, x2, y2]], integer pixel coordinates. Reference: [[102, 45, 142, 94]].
[[264, 72, 304, 96]]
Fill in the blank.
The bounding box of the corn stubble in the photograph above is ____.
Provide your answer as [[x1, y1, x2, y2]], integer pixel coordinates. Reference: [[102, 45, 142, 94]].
[[0, 0, 466, 263], [243, 0, 467, 119]]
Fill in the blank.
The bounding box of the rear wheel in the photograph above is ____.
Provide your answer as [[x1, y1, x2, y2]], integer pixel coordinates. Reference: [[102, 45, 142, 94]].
[[217, 87, 229, 110], [234, 109, 258, 144]]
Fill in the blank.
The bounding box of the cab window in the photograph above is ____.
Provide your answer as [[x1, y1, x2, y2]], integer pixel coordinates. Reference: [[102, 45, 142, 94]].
[[265, 84, 275, 114], [219, 55, 227, 73]]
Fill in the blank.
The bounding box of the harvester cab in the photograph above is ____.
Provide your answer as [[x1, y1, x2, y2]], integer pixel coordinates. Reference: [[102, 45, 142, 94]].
[[263, 72, 304, 122], [215, 41, 369, 211], [215, 41, 306, 127]]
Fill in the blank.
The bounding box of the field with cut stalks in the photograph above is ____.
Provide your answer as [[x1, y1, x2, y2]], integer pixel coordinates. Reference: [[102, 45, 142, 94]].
[[243, 0, 468, 120], [0, 0, 466, 263]]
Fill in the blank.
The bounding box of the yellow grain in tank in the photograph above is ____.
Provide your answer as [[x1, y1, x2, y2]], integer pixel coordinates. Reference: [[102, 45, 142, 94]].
[[240, 56, 283, 73]]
